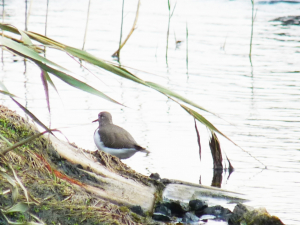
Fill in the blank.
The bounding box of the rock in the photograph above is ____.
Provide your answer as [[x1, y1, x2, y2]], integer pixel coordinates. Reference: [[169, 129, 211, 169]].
[[161, 178, 172, 185], [130, 205, 145, 217], [149, 173, 160, 180], [189, 199, 208, 211], [197, 205, 232, 221], [168, 201, 189, 217], [152, 200, 190, 222], [182, 212, 200, 223], [152, 213, 171, 222], [260, 0, 300, 4], [272, 15, 300, 25], [160, 201, 188, 217], [154, 204, 172, 216], [228, 203, 284, 225], [152, 204, 172, 222]]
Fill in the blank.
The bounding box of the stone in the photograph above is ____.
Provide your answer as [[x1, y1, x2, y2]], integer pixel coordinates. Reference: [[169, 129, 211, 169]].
[[130, 205, 145, 217], [168, 201, 189, 217], [154, 204, 171, 216], [152, 213, 171, 222], [272, 15, 300, 26], [152, 204, 172, 222], [228, 203, 284, 225], [198, 205, 232, 221], [149, 173, 160, 180], [189, 199, 208, 211], [182, 212, 200, 223]]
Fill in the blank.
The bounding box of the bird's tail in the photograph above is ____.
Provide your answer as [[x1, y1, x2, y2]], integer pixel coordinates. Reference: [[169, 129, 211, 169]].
[[134, 145, 150, 154], [140, 149, 150, 154]]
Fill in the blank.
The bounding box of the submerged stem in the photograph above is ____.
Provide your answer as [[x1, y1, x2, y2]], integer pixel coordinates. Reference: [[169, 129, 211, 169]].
[[82, 0, 91, 51], [112, 0, 140, 58], [44, 0, 49, 57], [249, 0, 254, 66], [166, 0, 176, 67], [186, 22, 188, 74], [25, 0, 28, 31], [166, 15, 170, 66], [118, 0, 125, 61], [2, 0, 5, 23]]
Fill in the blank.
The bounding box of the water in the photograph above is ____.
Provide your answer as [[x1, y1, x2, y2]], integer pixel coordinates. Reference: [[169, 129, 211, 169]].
[[1, 0, 300, 224]]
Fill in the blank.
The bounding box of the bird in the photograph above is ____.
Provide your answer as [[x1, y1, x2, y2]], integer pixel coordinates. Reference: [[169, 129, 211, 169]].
[[93, 111, 149, 159]]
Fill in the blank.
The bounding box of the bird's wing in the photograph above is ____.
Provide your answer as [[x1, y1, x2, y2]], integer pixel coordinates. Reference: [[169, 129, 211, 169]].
[[99, 125, 137, 149]]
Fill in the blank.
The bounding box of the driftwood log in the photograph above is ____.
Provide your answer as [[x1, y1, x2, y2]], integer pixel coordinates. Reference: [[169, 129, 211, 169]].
[[49, 135, 156, 211]]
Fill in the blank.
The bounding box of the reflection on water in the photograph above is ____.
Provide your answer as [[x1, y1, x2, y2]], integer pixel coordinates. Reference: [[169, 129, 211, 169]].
[[1, 0, 300, 224]]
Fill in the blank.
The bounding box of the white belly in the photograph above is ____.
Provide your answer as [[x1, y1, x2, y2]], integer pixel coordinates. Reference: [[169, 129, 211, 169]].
[[93, 128, 137, 159]]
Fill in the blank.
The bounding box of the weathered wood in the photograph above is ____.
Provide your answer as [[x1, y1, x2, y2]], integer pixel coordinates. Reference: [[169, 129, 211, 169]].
[[49, 135, 156, 212], [163, 182, 246, 207]]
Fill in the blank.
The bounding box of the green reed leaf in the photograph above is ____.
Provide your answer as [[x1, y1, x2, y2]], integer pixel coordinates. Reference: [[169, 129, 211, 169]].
[[36, 62, 123, 106]]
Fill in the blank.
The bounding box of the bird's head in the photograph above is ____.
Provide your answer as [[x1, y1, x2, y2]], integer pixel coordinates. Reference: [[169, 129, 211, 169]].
[[93, 111, 113, 126]]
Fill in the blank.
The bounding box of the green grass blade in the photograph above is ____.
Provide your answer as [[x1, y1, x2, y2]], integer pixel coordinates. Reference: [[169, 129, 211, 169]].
[[17, 28, 33, 47], [180, 103, 237, 146], [26, 30, 66, 48], [180, 103, 266, 167], [65, 47, 146, 85], [0, 90, 17, 98], [10, 98, 52, 134], [10, 165, 30, 204], [0, 81, 52, 134], [0, 23, 65, 48], [65, 48, 221, 118], [1, 213, 36, 225], [0, 133, 13, 146], [43, 67, 59, 94], [0, 23, 19, 34], [0, 23, 223, 122], [2, 202, 29, 213], [146, 81, 212, 114], [41, 70, 50, 113], [14, 29, 146, 85], [0, 25, 144, 84], [1, 34, 123, 106], [0, 172, 19, 203], [65, 48, 220, 117], [0, 130, 50, 155], [0, 36, 68, 72], [0, 80, 9, 92], [171, 2, 177, 18], [0, 23, 218, 115], [36, 62, 124, 106]]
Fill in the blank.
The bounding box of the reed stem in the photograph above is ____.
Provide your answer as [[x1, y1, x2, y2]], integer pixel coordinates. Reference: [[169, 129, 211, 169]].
[[117, 0, 125, 61], [112, 0, 140, 58], [82, 0, 91, 51], [186, 22, 188, 74], [44, 0, 49, 57], [166, 0, 176, 67], [249, 0, 254, 66]]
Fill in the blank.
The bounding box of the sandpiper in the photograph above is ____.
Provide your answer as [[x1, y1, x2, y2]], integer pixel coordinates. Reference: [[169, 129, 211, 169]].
[[93, 111, 149, 159]]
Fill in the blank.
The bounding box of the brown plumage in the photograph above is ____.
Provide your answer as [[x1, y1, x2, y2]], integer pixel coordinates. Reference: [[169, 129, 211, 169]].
[[93, 111, 148, 159], [98, 122, 144, 150]]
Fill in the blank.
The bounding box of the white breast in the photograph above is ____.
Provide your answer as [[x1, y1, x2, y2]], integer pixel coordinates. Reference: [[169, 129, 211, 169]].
[[93, 128, 137, 159]]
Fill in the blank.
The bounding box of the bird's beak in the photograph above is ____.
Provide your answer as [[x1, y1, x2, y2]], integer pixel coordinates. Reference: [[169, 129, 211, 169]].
[[92, 119, 98, 123]]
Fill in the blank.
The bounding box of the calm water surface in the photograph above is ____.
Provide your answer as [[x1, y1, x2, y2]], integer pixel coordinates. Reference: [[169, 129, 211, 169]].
[[1, 0, 300, 224]]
